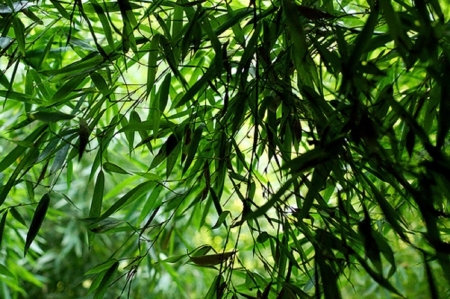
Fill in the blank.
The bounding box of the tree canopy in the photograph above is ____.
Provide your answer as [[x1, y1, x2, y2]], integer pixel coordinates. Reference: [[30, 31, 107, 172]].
[[0, 0, 450, 298]]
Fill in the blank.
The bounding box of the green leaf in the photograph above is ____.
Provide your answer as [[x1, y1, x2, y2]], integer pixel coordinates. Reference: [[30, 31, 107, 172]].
[[103, 162, 129, 174], [0, 263, 13, 277], [90, 72, 110, 96], [12, 16, 25, 56], [28, 111, 74, 122], [0, 144, 41, 207], [174, 60, 217, 108], [295, 165, 330, 221], [183, 123, 205, 174], [24, 193, 51, 256], [85, 259, 118, 275], [93, 261, 119, 299], [161, 254, 187, 263], [0, 211, 7, 248], [146, 34, 160, 97], [89, 218, 124, 234], [150, 133, 179, 170], [0, 90, 42, 103], [245, 177, 295, 222], [362, 173, 408, 241], [89, 170, 104, 218], [189, 251, 236, 266], [166, 142, 181, 178], [98, 180, 154, 221], [86, 0, 115, 48], [211, 210, 230, 229], [50, 75, 86, 105], [50, 143, 70, 174], [10, 208, 26, 226]]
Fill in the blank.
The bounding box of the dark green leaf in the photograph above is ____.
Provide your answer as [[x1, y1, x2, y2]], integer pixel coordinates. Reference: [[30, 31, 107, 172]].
[[92, 261, 119, 299], [98, 180, 154, 221], [211, 210, 230, 229], [103, 162, 129, 174], [24, 193, 51, 256], [0, 211, 7, 248], [89, 170, 104, 218]]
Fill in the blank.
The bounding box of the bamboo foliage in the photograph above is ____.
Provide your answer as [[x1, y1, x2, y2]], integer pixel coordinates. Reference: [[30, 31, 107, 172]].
[[0, 0, 449, 297]]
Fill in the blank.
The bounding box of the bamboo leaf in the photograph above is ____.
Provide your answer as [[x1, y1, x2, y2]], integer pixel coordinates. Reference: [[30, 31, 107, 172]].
[[93, 261, 119, 299], [24, 193, 51, 256], [211, 210, 230, 229], [85, 259, 118, 276], [28, 111, 74, 122], [146, 34, 160, 97], [103, 162, 129, 174], [50, 75, 86, 105], [89, 170, 104, 218], [86, 0, 115, 48], [189, 251, 236, 266], [98, 180, 154, 221], [0, 211, 7, 248], [10, 208, 26, 226], [183, 123, 205, 174], [12, 16, 25, 56], [174, 61, 217, 108]]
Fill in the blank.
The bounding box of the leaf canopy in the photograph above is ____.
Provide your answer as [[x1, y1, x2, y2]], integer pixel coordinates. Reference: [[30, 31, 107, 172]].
[[0, 0, 450, 298]]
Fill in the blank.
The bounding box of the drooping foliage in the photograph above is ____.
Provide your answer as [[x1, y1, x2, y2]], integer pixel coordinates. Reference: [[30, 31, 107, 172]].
[[0, 0, 450, 298]]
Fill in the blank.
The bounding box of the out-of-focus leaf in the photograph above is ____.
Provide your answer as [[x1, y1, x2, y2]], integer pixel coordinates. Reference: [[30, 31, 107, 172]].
[[0, 1, 33, 13], [353, 251, 404, 297], [257, 232, 270, 243], [282, 0, 318, 88], [41, 53, 106, 77], [295, 165, 330, 221], [24, 193, 51, 256], [423, 253, 439, 299], [372, 229, 396, 277], [0, 263, 13, 277]]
